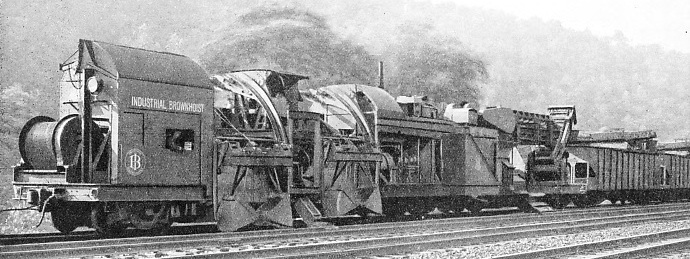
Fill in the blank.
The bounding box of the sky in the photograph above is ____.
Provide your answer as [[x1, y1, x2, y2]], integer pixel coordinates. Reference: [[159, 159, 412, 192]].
[[431, 0, 690, 54]]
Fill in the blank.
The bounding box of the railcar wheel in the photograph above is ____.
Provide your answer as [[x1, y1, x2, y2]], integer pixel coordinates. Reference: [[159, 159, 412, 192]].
[[546, 196, 569, 209], [631, 195, 651, 205], [91, 205, 126, 237], [516, 199, 539, 213], [150, 221, 173, 235], [573, 195, 601, 208], [382, 206, 404, 217], [407, 206, 428, 218], [467, 202, 484, 214], [51, 205, 80, 234], [130, 202, 171, 235]]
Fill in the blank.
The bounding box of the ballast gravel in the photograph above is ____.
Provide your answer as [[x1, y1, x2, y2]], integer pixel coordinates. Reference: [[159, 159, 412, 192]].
[[370, 219, 690, 259]]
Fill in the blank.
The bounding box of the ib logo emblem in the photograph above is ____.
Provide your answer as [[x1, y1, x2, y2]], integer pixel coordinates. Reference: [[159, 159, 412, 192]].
[[125, 148, 145, 176]]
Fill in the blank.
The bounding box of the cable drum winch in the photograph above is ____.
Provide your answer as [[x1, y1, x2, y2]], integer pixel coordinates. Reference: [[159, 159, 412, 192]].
[[19, 115, 103, 170]]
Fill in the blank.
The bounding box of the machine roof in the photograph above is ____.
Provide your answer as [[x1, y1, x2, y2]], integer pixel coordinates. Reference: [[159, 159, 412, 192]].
[[323, 84, 404, 116], [77, 39, 212, 89]]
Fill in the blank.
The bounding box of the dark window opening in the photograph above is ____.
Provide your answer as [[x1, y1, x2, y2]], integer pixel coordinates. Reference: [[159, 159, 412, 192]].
[[381, 144, 402, 165], [166, 129, 195, 152], [575, 162, 588, 178], [381, 143, 402, 184], [434, 140, 443, 180]]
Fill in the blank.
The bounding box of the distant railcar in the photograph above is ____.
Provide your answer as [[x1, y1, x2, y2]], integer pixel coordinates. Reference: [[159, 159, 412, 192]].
[[567, 146, 690, 205]]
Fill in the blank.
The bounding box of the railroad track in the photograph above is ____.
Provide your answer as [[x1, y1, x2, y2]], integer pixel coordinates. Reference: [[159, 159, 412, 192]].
[[494, 227, 690, 259], [0, 203, 682, 249], [0, 201, 674, 246], [273, 208, 690, 259], [3, 203, 690, 258]]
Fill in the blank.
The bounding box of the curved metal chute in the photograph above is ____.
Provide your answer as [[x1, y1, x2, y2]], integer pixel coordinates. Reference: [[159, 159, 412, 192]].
[[318, 85, 375, 144], [212, 70, 308, 143]]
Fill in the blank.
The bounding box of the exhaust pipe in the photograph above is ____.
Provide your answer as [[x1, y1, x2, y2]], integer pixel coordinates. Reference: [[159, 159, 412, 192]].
[[378, 61, 384, 89]]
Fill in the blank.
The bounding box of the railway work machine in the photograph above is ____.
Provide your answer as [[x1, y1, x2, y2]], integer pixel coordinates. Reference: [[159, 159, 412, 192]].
[[13, 40, 690, 236], [508, 106, 587, 208], [11, 40, 383, 234], [510, 110, 690, 209], [211, 70, 383, 230], [311, 85, 536, 214], [13, 40, 216, 234]]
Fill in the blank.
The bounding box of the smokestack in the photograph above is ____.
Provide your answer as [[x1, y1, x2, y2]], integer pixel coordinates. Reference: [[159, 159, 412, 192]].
[[378, 61, 384, 89]]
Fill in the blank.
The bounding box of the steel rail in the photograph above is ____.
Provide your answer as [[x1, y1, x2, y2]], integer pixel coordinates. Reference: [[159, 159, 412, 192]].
[[586, 236, 690, 259], [0, 231, 95, 246], [0, 223, 219, 246]]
